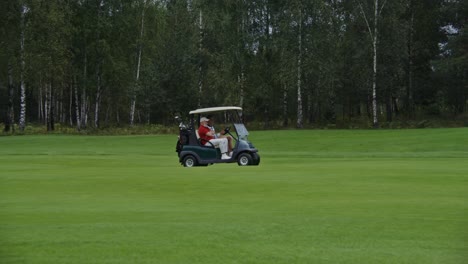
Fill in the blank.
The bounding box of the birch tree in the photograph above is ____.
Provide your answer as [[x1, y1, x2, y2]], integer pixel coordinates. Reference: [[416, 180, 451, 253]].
[[72, 0, 91, 130], [94, 0, 104, 128], [130, 0, 147, 126], [356, 0, 387, 128], [73, 75, 81, 130], [19, 3, 27, 132]]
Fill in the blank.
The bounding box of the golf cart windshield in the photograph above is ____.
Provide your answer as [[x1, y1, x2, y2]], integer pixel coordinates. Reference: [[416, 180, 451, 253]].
[[234, 123, 249, 140]]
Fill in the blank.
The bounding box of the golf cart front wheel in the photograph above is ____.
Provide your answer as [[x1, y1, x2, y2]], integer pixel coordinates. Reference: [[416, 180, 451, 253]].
[[251, 152, 260, 165], [183, 155, 198, 167], [237, 153, 253, 166]]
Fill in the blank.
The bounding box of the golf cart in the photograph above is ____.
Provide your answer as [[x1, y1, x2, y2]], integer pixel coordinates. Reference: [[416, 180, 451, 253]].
[[175, 106, 260, 167]]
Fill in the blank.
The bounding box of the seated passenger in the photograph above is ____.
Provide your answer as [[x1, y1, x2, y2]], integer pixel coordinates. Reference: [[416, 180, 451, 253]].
[[206, 114, 233, 154], [198, 117, 230, 160]]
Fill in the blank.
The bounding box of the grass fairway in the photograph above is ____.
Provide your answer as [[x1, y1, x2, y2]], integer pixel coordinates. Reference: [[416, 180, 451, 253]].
[[1, 128, 467, 263]]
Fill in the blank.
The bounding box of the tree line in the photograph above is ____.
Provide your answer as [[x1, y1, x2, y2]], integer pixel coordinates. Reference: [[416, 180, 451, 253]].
[[1, 0, 466, 132]]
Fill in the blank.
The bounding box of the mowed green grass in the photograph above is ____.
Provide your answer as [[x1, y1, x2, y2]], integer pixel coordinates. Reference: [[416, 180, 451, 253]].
[[1, 128, 467, 264]]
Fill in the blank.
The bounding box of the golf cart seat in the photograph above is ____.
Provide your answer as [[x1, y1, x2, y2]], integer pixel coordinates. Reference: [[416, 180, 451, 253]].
[[195, 130, 215, 148]]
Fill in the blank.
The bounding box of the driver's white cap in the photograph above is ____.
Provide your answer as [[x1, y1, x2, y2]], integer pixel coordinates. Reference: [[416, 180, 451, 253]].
[[200, 117, 210, 122]]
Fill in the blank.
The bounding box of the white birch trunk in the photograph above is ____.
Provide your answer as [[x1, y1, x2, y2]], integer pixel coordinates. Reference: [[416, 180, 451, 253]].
[[129, 92, 136, 126], [85, 97, 89, 127], [19, 5, 27, 131], [357, 0, 385, 128], [296, 7, 303, 129], [94, 0, 102, 129], [130, 0, 146, 126]]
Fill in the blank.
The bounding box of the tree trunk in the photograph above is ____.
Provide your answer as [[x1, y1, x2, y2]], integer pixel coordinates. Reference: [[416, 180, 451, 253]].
[[393, 96, 399, 116], [38, 81, 43, 121], [74, 75, 81, 131], [5, 62, 14, 133], [283, 82, 288, 127], [47, 83, 55, 131], [95, 73, 101, 128], [129, 88, 137, 126], [237, 4, 245, 109], [406, 2, 414, 117], [307, 87, 313, 123], [198, 8, 203, 108], [386, 95, 393, 122], [19, 4, 27, 132], [296, 7, 303, 129], [81, 52, 87, 129], [44, 83, 49, 126], [358, 0, 385, 128], [130, 0, 146, 126], [69, 83, 73, 126], [84, 97, 89, 127], [371, 0, 379, 128], [238, 71, 245, 109], [59, 87, 64, 124], [94, 0, 102, 129]]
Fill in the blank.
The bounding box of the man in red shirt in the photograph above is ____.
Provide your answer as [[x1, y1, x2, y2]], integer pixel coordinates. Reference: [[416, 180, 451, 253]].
[[198, 117, 230, 160], [206, 115, 233, 154]]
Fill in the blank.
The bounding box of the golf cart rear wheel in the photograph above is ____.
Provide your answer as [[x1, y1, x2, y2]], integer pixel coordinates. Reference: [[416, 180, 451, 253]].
[[237, 153, 253, 166], [183, 155, 198, 167]]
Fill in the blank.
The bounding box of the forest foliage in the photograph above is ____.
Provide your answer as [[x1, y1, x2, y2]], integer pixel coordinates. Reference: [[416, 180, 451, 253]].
[[0, 0, 467, 132]]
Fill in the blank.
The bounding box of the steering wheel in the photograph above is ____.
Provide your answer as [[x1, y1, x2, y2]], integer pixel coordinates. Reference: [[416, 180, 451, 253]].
[[223, 126, 231, 134]]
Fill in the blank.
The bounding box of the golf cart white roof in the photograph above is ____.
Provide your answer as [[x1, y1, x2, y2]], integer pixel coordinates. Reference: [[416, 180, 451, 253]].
[[189, 106, 242, 115]]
